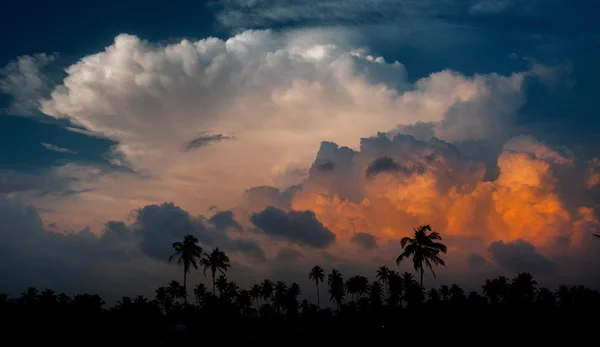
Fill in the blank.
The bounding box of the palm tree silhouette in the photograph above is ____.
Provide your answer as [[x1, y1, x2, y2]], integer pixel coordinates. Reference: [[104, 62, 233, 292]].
[[215, 274, 229, 296], [309, 265, 325, 307], [369, 281, 383, 307], [396, 224, 447, 290], [261, 279, 274, 303], [273, 281, 288, 313], [249, 284, 262, 309], [376, 266, 391, 299], [327, 269, 345, 310], [168, 234, 203, 300], [193, 283, 207, 306], [167, 280, 184, 303], [202, 248, 231, 294]]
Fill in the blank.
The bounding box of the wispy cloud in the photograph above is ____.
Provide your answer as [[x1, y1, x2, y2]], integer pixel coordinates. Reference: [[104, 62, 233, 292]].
[[41, 142, 76, 154], [183, 133, 236, 152], [212, 0, 529, 29]]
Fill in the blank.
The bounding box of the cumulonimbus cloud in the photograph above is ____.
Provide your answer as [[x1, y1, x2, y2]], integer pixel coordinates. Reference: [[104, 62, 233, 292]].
[[1, 27, 598, 298]]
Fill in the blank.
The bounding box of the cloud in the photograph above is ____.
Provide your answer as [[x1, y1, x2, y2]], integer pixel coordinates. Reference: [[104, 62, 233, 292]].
[[1, 27, 595, 295], [0, 195, 267, 299], [350, 232, 378, 250], [183, 133, 235, 151], [488, 240, 558, 276], [0, 195, 167, 298], [41, 142, 76, 154], [213, 0, 462, 29], [467, 253, 488, 269], [208, 210, 244, 232], [250, 206, 336, 248], [27, 28, 555, 233], [0, 53, 57, 116], [290, 131, 599, 253], [275, 247, 304, 263], [134, 202, 263, 260]]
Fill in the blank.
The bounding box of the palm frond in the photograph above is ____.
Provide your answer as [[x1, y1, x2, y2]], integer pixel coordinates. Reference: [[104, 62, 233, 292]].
[[400, 236, 414, 248], [429, 231, 442, 240], [430, 242, 448, 253], [425, 259, 436, 279]]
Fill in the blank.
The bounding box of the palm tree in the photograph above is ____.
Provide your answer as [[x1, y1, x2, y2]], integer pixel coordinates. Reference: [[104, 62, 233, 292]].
[[250, 284, 262, 309], [328, 269, 345, 310], [193, 283, 207, 306], [261, 279, 274, 302], [396, 224, 447, 290], [202, 248, 231, 294], [273, 281, 288, 313], [369, 281, 384, 307], [215, 274, 229, 296], [169, 234, 203, 300], [309, 265, 325, 307], [167, 280, 184, 303], [376, 266, 391, 299]]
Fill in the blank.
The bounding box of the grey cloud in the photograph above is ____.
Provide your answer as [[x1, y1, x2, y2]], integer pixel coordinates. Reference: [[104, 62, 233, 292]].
[[488, 240, 558, 276], [0, 195, 165, 299], [214, 0, 463, 29], [0, 169, 76, 195], [350, 232, 378, 250], [239, 185, 295, 212], [41, 142, 76, 154], [0, 196, 267, 299], [394, 121, 436, 141], [313, 159, 335, 172], [467, 253, 488, 269], [250, 206, 336, 248], [275, 247, 304, 262], [183, 133, 235, 151], [134, 202, 263, 260], [208, 210, 243, 232], [0, 53, 58, 116], [365, 156, 400, 177]]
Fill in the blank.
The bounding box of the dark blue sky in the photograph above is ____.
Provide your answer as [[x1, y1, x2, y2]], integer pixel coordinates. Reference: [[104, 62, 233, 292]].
[[1, 0, 600, 174]]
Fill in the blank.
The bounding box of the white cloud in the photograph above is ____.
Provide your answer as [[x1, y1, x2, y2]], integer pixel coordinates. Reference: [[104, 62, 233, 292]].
[[0, 53, 57, 116], [41, 142, 77, 154], [34, 29, 550, 231]]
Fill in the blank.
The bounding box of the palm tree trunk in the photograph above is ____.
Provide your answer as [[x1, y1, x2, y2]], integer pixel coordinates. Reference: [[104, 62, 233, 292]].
[[212, 271, 216, 294], [316, 282, 320, 307], [420, 268, 424, 291], [183, 271, 187, 303]]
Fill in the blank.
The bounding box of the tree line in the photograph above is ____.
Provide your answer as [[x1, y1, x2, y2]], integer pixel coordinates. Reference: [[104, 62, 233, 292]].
[[1, 225, 598, 345]]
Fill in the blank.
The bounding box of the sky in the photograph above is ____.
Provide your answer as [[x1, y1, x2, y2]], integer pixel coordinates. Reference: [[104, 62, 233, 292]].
[[1, 0, 600, 302]]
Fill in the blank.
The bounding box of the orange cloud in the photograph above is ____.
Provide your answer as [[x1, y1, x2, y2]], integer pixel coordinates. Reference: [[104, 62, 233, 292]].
[[289, 135, 596, 255]]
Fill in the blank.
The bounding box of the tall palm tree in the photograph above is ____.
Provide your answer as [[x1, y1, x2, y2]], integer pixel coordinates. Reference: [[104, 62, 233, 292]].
[[376, 266, 391, 299], [169, 234, 203, 300], [309, 265, 325, 307], [202, 248, 231, 294], [396, 224, 447, 290], [328, 269, 345, 310]]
